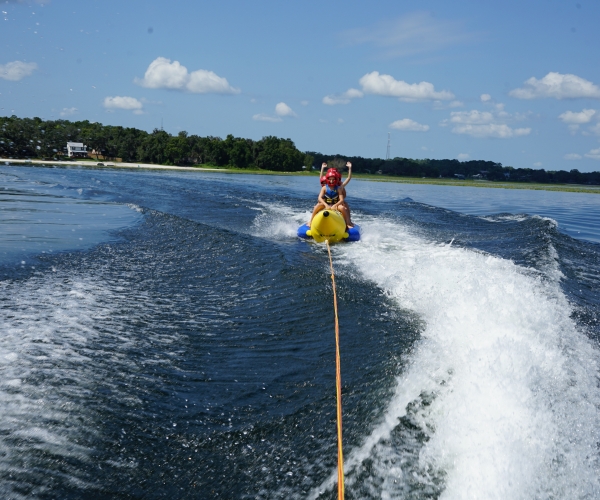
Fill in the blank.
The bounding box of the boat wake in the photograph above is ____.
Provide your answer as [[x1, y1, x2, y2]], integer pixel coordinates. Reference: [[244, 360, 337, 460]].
[[309, 215, 600, 499]]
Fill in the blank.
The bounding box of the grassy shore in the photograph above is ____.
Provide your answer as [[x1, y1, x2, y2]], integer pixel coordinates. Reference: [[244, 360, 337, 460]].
[[345, 174, 600, 194], [158, 163, 600, 193], [3, 158, 600, 194]]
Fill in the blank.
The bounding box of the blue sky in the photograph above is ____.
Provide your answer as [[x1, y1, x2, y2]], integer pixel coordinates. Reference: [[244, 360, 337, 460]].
[[2, 0, 600, 171]]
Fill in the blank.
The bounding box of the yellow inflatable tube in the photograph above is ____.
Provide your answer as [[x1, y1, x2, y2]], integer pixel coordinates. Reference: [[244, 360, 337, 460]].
[[306, 210, 349, 243]]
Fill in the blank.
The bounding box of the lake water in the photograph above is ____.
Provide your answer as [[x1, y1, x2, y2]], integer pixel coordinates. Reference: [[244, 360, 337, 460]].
[[1, 164, 599, 499]]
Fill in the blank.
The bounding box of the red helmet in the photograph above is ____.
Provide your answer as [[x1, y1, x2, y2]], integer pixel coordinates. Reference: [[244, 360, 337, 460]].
[[320, 175, 327, 186], [325, 168, 342, 186]]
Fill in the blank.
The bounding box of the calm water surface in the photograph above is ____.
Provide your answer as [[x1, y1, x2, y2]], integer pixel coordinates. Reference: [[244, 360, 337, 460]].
[[1, 164, 599, 499]]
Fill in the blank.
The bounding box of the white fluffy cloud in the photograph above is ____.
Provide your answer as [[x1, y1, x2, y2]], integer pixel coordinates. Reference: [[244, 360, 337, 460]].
[[103, 96, 143, 114], [457, 153, 470, 160], [444, 109, 531, 138], [585, 148, 600, 160], [252, 114, 282, 123], [451, 123, 531, 138], [275, 102, 296, 117], [559, 109, 596, 124], [0, 61, 37, 81], [322, 88, 364, 105], [253, 102, 296, 122], [60, 107, 78, 116], [559, 109, 599, 134], [389, 118, 429, 132], [509, 72, 600, 100], [564, 153, 582, 160], [480, 94, 491, 102], [448, 110, 494, 125], [135, 57, 240, 94], [359, 71, 454, 101]]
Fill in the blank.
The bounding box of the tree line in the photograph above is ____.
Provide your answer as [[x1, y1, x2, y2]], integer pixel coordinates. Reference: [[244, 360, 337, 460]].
[[0, 115, 312, 172], [309, 152, 600, 185], [1, 115, 599, 185]]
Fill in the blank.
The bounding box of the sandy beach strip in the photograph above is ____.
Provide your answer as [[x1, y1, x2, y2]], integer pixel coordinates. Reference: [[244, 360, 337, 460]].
[[0, 158, 221, 172], [3, 157, 600, 193]]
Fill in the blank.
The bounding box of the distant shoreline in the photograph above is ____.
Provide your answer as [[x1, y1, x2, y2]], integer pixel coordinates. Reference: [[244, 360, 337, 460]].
[[0, 158, 222, 173], [3, 158, 600, 194]]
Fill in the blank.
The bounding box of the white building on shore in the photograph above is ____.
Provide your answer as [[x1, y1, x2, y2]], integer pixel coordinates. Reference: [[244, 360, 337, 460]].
[[66, 142, 87, 158]]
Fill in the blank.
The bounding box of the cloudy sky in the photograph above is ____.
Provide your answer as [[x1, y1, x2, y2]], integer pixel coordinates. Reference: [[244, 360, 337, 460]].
[[2, 0, 600, 171]]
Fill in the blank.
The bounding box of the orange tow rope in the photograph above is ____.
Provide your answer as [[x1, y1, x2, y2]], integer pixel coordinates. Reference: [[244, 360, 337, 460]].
[[326, 239, 345, 500]]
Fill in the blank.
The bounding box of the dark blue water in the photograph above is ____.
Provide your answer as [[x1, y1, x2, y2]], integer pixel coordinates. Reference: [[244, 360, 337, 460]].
[[1, 165, 600, 499]]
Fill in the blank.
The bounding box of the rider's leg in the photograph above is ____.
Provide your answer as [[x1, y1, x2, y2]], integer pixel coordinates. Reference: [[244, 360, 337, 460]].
[[308, 202, 325, 226], [338, 205, 352, 228], [342, 201, 353, 227]]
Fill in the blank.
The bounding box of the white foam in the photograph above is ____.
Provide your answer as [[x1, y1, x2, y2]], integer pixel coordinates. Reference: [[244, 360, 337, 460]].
[[0, 268, 180, 494], [311, 215, 600, 498], [478, 214, 530, 222], [0, 278, 106, 494], [250, 201, 313, 240], [126, 203, 143, 213]]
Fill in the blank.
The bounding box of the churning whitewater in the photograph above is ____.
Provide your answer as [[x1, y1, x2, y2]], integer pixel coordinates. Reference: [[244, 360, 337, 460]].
[[1, 165, 600, 499], [304, 215, 600, 499], [250, 203, 600, 499]]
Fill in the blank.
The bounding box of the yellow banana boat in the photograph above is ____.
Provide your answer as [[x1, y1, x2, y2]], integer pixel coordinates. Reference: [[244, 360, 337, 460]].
[[297, 210, 360, 243]]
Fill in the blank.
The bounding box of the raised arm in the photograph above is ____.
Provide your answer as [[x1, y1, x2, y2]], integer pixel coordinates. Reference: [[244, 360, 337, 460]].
[[320, 162, 327, 177], [342, 161, 352, 187]]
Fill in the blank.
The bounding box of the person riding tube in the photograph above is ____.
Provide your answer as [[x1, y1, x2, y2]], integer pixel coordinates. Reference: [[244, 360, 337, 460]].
[[308, 168, 353, 228]]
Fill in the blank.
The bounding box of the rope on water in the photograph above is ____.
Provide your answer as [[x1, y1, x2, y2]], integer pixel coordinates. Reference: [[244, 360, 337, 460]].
[[326, 239, 345, 500]]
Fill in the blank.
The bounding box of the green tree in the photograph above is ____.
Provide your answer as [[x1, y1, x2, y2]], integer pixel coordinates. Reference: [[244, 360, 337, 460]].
[[137, 129, 170, 164], [224, 134, 253, 168], [255, 136, 304, 171], [164, 131, 190, 165], [303, 153, 314, 170]]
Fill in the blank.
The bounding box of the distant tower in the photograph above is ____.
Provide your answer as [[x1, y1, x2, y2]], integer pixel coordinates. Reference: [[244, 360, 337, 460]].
[[386, 132, 391, 160]]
